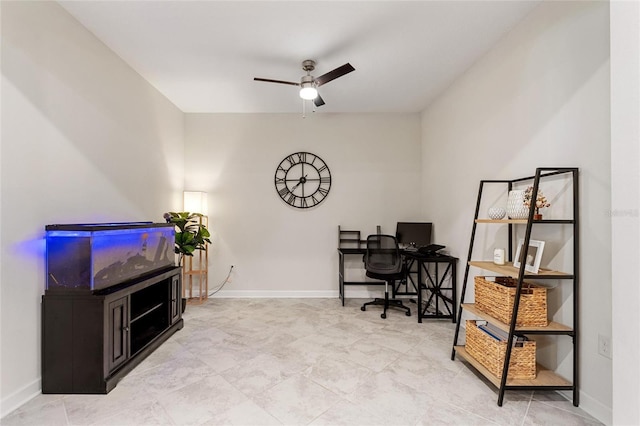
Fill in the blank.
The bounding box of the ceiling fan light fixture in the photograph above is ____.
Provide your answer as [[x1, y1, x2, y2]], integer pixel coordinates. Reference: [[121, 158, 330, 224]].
[[299, 82, 318, 100], [255, 60, 354, 108]]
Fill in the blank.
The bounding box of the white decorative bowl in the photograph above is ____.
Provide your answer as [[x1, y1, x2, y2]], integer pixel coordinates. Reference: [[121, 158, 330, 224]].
[[488, 207, 506, 220]]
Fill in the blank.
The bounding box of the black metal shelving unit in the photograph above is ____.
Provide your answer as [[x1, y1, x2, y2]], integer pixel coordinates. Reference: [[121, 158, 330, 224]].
[[451, 167, 579, 406]]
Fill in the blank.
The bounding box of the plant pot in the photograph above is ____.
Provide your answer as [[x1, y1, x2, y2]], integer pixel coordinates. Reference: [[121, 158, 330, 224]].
[[533, 214, 542, 220]]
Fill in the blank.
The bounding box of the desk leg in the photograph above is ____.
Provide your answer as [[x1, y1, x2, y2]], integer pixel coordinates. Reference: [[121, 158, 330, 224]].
[[451, 263, 457, 323], [339, 251, 345, 306], [435, 263, 440, 319], [418, 259, 457, 322], [417, 260, 423, 323], [395, 258, 418, 297]]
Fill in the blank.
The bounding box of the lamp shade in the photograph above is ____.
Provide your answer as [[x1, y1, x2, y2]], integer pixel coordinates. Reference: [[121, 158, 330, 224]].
[[299, 83, 318, 100], [183, 191, 208, 215]]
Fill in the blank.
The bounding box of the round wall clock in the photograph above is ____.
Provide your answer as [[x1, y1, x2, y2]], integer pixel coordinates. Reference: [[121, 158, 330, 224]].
[[274, 151, 331, 209]]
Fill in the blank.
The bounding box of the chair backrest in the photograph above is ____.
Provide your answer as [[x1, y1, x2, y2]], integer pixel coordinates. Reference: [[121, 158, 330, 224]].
[[364, 234, 402, 275]]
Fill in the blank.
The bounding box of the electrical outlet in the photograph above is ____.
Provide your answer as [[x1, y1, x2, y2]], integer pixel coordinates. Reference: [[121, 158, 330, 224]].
[[227, 265, 235, 283], [598, 334, 612, 359]]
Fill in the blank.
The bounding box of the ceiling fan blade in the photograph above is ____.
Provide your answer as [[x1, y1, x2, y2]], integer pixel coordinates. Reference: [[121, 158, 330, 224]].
[[313, 94, 325, 107], [315, 63, 355, 87], [254, 77, 299, 86]]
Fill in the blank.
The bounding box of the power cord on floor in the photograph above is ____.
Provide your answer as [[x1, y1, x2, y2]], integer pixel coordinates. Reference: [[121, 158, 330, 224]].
[[208, 265, 234, 297]]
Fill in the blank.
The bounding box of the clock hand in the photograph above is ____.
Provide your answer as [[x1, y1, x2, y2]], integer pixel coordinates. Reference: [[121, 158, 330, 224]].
[[291, 175, 308, 191]]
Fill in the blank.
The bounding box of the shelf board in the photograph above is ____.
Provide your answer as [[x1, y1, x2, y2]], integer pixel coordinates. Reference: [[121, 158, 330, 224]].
[[454, 346, 572, 388], [475, 219, 574, 224], [461, 304, 573, 334], [468, 261, 572, 279], [131, 302, 164, 324], [183, 270, 208, 275], [476, 219, 527, 224]]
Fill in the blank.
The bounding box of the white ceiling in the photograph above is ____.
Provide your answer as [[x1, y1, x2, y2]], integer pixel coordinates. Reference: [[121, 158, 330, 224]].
[[58, 1, 540, 114]]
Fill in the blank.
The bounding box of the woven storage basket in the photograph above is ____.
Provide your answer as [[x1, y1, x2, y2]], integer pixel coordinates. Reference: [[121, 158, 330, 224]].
[[474, 276, 548, 326], [465, 320, 536, 379]]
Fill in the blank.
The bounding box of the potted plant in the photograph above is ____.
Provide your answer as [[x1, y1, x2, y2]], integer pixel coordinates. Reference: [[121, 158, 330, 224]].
[[523, 186, 551, 220], [164, 212, 211, 311]]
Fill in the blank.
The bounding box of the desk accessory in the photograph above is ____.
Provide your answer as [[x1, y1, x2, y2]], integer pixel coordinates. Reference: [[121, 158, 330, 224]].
[[418, 244, 445, 255]]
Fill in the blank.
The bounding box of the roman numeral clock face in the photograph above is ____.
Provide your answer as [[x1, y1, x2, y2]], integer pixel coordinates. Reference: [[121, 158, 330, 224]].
[[274, 152, 331, 209]]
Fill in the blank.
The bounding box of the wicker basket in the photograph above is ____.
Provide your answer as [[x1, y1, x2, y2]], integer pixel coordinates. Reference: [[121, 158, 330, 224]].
[[465, 320, 536, 379], [474, 276, 548, 326]]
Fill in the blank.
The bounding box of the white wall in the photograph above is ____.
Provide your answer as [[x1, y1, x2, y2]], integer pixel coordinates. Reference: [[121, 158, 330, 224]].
[[420, 1, 611, 424], [0, 1, 184, 416], [184, 113, 422, 296], [610, 1, 640, 425]]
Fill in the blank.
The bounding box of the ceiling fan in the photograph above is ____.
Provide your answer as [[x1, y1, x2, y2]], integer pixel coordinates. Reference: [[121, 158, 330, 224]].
[[254, 60, 355, 107]]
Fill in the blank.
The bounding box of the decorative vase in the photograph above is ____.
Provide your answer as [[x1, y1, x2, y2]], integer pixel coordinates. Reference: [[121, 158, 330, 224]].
[[488, 207, 506, 220], [506, 190, 529, 219]]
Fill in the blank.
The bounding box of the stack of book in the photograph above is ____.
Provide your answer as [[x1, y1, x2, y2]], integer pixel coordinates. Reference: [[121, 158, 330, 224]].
[[476, 321, 528, 347]]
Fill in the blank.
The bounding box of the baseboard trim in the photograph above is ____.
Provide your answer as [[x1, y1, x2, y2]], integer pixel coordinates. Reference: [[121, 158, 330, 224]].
[[214, 290, 339, 298], [1, 378, 41, 419], [213, 289, 381, 299], [563, 390, 612, 425]]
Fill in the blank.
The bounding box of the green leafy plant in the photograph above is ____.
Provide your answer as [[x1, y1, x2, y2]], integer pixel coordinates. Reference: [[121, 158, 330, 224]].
[[163, 212, 211, 266]]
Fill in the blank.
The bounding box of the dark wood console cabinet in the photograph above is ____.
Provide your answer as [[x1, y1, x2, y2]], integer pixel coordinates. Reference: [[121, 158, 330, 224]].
[[42, 266, 183, 394]]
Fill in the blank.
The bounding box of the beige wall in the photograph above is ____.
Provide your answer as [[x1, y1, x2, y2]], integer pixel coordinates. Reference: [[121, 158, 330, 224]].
[[0, 1, 184, 415], [184, 113, 423, 296], [420, 1, 611, 423]]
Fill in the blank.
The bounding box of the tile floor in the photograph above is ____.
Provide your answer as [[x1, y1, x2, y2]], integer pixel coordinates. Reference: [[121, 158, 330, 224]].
[[3, 298, 601, 426]]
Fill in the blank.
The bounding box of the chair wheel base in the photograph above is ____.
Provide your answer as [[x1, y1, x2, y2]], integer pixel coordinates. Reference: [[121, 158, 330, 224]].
[[360, 293, 411, 320]]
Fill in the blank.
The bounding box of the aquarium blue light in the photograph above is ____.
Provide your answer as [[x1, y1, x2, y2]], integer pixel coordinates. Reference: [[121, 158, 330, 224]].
[[45, 223, 175, 291]]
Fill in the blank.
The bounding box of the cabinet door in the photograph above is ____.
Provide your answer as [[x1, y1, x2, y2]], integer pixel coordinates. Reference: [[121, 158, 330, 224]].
[[107, 296, 129, 372], [170, 275, 181, 324]]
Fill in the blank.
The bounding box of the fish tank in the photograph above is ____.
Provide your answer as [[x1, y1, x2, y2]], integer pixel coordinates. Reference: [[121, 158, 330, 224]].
[[46, 222, 175, 292]]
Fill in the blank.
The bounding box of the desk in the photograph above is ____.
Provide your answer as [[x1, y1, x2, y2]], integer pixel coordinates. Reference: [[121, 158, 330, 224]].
[[338, 248, 383, 306], [402, 251, 457, 323], [338, 248, 458, 322]]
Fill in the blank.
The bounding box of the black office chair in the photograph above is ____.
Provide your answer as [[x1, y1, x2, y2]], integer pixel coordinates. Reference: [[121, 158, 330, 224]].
[[360, 234, 411, 319]]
